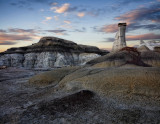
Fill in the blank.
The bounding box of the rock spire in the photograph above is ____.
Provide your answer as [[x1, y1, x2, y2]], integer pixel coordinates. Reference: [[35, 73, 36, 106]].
[[112, 23, 127, 52]]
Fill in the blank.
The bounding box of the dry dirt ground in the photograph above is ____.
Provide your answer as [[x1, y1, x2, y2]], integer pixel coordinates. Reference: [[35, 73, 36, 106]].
[[0, 68, 50, 123], [0, 67, 160, 124]]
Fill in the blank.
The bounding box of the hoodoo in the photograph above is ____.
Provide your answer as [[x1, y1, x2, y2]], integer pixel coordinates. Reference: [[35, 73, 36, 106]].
[[112, 23, 127, 52]]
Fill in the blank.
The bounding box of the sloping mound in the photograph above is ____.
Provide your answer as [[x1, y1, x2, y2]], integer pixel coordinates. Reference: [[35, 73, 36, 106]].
[[26, 61, 160, 123], [87, 47, 160, 68], [39, 90, 95, 114], [141, 51, 160, 67], [29, 66, 80, 86], [87, 50, 145, 68], [59, 67, 160, 97]]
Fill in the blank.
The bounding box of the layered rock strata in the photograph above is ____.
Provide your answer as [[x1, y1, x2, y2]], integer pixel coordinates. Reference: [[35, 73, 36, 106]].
[[0, 37, 108, 68]]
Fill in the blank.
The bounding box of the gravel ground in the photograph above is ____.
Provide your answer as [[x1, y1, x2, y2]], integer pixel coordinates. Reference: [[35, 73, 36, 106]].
[[0, 67, 160, 124]]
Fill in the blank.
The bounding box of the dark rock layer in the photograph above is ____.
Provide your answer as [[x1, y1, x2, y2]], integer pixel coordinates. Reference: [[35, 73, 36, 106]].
[[0, 37, 108, 55]]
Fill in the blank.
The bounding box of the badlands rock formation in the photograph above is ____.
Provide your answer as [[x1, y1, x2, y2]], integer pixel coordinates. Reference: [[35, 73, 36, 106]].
[[1, 48, 160, 123], [112, 23, 127, 52], [0, 37, 108, 68], [87, 47, 160, 67], [1, 25, 160, 123], [137, 40, 160, 51], [27, 50, 160, 123]]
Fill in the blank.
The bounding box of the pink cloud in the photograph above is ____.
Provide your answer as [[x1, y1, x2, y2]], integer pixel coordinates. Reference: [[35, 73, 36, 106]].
[[115, 10, 142, 24], [45, 17, 52, 21], [100, 24, 118, 33], [127, 33, 160, 41], [100, 9, 144, 33], [100, 4, 160, 33], [64, 20, 71, 24], [115, 6, 160, 24], [0, 32, 39, 41], [77, 12, 85, 17], [51, 3, 70, 13]]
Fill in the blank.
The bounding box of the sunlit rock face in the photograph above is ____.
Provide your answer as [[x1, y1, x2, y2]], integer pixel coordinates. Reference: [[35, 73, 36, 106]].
[[137, 45, 150, 52], [79, 53, 100, 65], [112, 23, 127, 52], [0, 37, 107, 68], [137, 40, 160, 51]]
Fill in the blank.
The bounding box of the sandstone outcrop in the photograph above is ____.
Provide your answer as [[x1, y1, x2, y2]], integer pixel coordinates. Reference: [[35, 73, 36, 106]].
[[137, 45, 150, 52], [87, 47, 160, 67], [138, 40, 160, 50], [0, 37, 108, 68]]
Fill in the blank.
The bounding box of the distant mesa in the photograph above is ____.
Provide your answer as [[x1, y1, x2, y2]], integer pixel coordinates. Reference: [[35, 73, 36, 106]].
[[38, 37, 77, 46], [0, 36, 109, 68], [1, 36, 108, 55]]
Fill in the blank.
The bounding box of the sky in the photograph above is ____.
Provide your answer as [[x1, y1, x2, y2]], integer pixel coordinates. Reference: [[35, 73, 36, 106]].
[[0, 0, 160, 52]]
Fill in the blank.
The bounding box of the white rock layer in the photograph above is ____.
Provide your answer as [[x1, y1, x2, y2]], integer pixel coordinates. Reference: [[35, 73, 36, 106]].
[[139, 40, 160, 50], [0, 52, 100, 68]]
